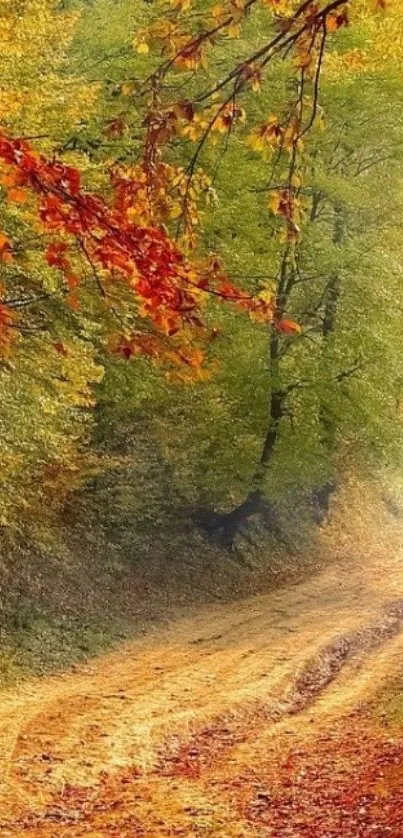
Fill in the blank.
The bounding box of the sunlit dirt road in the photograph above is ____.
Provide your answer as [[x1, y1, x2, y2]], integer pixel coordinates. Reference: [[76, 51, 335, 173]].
[[1, 538, 403, 836]]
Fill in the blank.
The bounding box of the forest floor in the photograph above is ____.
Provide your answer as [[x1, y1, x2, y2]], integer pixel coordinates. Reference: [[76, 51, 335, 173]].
[[1, 541, 403, 836]]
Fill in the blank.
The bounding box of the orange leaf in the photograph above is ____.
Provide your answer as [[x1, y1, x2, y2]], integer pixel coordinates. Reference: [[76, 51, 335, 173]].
[[0, 231, 13, 263], [67, 293, 80, 311], [8, 187, 28, 203], [276, 319, 302, 336], [326, 9, 349, 33], [0, 172, 19, 189], [0, 232, 10, 250], [67, 274, 80, 290]]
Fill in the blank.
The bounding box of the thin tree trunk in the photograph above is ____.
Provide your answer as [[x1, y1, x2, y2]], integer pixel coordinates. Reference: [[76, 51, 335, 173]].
[[199, 321, 287, 547], [312, 204, 344, 522], [252, 331, 284, 487]]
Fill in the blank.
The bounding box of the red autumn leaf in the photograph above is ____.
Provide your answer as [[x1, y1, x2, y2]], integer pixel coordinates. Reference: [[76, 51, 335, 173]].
[[0, 303, 15, 327], [53, 341, 68, 356], [46, 242, 69, 268], [67, 274, 80, 290], [275, 319, 302, 335], [0, 132, 260, 369], [218, 282, 242, 300]]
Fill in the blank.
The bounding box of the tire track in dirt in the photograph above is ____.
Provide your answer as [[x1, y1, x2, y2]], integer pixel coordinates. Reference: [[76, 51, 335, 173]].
[[1, 547, 403, 834], [152, 598, 403, 782], [289, 598, 403, 712], [4, 599, 403, 837]]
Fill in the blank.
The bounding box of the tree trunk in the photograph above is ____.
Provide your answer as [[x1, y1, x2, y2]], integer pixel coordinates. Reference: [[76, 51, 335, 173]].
[[199, 331, 286, 548], [312, 204, 344, 522]]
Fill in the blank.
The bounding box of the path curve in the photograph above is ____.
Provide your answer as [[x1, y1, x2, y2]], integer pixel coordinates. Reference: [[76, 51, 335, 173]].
[[1, 545, 403, 835]]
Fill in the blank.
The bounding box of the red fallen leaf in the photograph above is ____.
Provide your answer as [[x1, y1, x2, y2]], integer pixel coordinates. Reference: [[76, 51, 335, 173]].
[[275, 319, 302, 335], [53, 341, 68, 356]]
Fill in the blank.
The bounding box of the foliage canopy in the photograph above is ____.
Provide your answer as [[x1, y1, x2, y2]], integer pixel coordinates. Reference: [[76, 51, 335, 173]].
[[1, 0, 402, 545]]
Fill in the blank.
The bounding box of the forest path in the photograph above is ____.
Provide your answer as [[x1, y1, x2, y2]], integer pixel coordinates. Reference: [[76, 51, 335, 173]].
[[1, 545, 403, 835]]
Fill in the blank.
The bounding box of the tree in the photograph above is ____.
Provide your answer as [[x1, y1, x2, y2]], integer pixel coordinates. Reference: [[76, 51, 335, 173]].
[[0, 0, 399, 544], [0, 0, 103, 530], [83, 0, 403, 548], [0, 0, 382, 366]]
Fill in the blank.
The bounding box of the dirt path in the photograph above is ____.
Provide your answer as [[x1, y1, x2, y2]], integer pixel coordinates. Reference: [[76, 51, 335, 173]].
[[1, 544, 403, 836]]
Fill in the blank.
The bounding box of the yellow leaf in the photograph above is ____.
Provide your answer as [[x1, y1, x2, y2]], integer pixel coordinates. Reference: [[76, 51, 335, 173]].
[[121, 82, 135, 96], [228, 23, 241, 38], [269, 192, 281, 215], [211, 4, 224, 18], [258, 288, 274, 304], [169, 204, 183, 219], [133, 38, 149, 54]]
